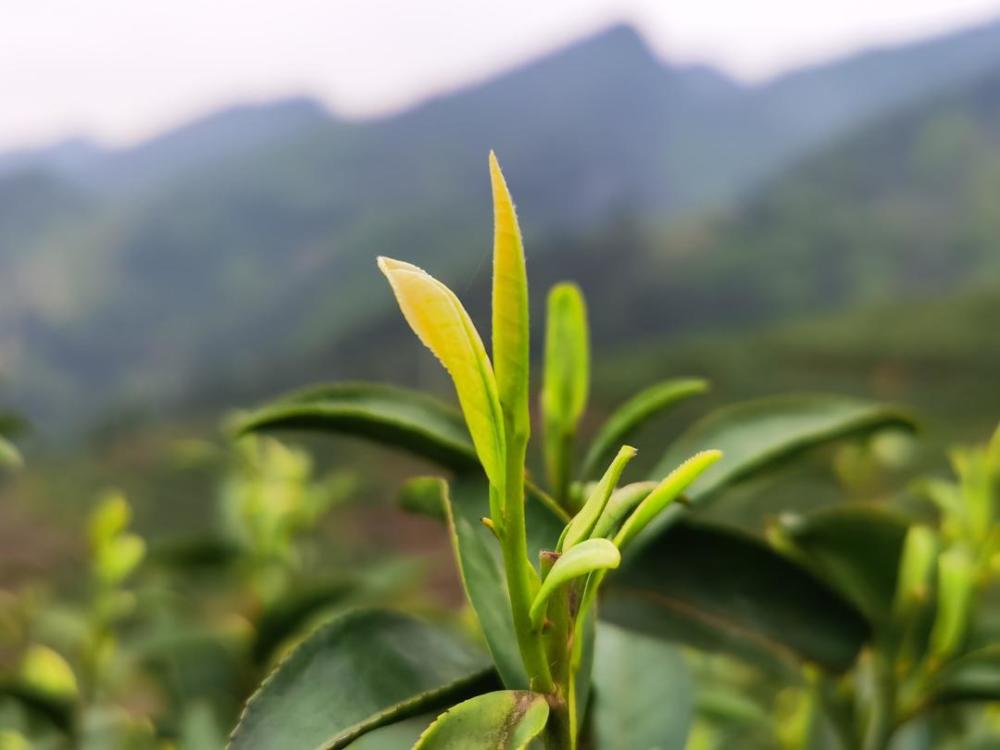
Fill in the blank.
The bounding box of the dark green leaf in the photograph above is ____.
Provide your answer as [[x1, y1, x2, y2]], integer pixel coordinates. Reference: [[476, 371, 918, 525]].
[[780, 506, 910, 623], [148, 533, 243, 572], [413, 691, 549, 749], [0, 681, 75, 733], [927, 646, 1000, 705], [583, 378, 708, 479], [235, 382, 477, 474], [346, 717, 430, 749], [650, 395, 916, 504], [229, 609, 494, 750], [601, 520, 870, 672], [444, 477, 563, 689], [591, 623, 692, 750], [252, 580, 359, 664]]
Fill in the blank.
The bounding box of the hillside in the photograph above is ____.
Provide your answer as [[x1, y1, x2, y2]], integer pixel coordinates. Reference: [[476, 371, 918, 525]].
[[641, 67, 1000, 334], [5, 19, 1000, 432]]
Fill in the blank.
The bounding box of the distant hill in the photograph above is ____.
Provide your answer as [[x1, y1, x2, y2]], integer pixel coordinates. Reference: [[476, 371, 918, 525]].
[[4, 18, 1000, 432], [638, 66, 1000, 337]]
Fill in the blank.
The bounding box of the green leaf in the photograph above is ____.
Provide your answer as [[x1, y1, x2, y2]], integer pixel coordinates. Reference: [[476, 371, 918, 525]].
[[252, 580, 359, 664], [413, 691, 549, 749], [0, 435, 22, 469], [530, 540, 620, 630], [0, 681, 75, 733], [615, 450, 722, 552], [443, 477, 563, 689], [894, 525, 938, 619], [94, 532, 145, 585], [181, 702, 229, 750], [591, 623, 692, 750], [346, 717, 430, 749], [20, 645, 78, 701], [601, 520, 870, 672], [380, 255, 506, 487], [561, 446, 636, 551], [541, 283, 589, 498], [236, 382, 478, 474], [650, 395, 916, 503], [583, 378, 708, 479], [229, 609, 494, 750], [930, 548, 975, 659], [780, 506, 910, 623], [590, 482, 656, 540], [927, 646, 1000, 704], [443, 478, 527, 689], [88, 491, 132, 550], [149, 533, 243, 572], [489, 152, 530, 442], [398, 476, 450, 521]]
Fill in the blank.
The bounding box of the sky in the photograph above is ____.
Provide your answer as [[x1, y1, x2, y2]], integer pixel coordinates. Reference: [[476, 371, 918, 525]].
[[3, 0, 1000, 151]]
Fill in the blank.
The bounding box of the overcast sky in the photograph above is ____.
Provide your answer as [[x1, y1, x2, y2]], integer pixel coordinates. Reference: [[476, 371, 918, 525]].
[[3, 0, 1000, 150]]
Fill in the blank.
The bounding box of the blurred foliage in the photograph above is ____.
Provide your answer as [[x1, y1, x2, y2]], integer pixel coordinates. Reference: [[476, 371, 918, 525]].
[[0, 435, 421, 748]]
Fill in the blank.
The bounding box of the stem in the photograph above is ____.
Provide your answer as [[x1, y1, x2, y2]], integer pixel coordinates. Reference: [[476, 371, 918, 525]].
[[500, 432, 553, 693], [815, 675, 856, 750], [862, 649, 897, 750], [546, 429, 575, 511]]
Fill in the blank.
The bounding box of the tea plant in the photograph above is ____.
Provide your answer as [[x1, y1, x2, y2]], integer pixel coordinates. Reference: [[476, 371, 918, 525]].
[[230, 155, 916, 749], [766, 426, 1000, 748], [0, 437, 407, 748]]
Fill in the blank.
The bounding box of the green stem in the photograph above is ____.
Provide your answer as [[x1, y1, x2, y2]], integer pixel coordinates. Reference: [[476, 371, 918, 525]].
[[862, 650, 897, 750], [815, 675, 856, 750], [546, 429, 575, 511], [500, 432, 553, 694]]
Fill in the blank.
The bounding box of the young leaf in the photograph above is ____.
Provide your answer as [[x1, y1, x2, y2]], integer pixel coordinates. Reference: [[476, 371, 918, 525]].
[[541, 283, 589, 500], [592, 623, 693, 750], [582, 378, 708, 479], [614, 450, 722, 552], [95, 532, 146, 585], [19, 646, 78, 701], [378, 257, 506, 487], [930, 548, 975, 659], [0, 435, 22, 469], [590, 482, 656, 540], [399, 476, 450, 521], [489, 152, 530, 442], [413, 691, 549, 750], [235, 382, 478, 473], [529, 539, 620, 630], [229, 609, 494, 750], [561, 446, 636, 551], [650, 395, 916, 503], [88, 492, 132, 550], [893, 525, 937, 619], [601, 520, 871, 672]]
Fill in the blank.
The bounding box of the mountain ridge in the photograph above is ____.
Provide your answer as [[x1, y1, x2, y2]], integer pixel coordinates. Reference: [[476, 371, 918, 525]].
[[5, 17, 1000, 433]]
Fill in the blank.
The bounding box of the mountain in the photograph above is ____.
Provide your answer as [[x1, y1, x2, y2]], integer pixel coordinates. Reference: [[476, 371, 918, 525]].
[[0, 138, 106, 181], [636, 65, 1000, 338], [4, 19, 1000, 432], [0, 97, 332, 194]]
